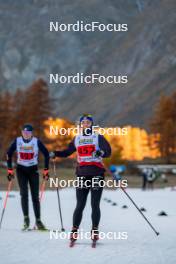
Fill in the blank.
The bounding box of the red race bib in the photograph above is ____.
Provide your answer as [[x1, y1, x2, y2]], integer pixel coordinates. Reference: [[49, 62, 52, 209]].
[[77, 145, 95, 157], [19, 152, 34, 160]]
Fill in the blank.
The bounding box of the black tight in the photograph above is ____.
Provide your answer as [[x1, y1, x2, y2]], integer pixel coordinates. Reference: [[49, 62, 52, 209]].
[[16, 165, 40, 219], [73, 176, 103, 228]]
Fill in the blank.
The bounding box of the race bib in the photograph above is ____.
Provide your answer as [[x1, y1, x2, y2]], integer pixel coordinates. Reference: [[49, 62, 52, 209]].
[[19, 152, 34, 160], [77, 145, 95, 157]]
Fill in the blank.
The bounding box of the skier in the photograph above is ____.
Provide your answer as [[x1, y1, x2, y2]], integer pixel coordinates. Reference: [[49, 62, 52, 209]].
[[6, 124, 50, 230], [147, 168, 156, 190], [141, 168, 148, 190], [50, 114, 111, 245]]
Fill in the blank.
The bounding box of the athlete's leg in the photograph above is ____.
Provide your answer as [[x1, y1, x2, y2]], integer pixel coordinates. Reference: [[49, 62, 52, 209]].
[[73, 177, 90, 227], [16, 165, 29, 217], [28, 166, 40, 220], [91, 176, 104, 228]]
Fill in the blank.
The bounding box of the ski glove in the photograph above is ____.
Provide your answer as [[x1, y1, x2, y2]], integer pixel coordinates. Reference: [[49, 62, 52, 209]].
[[7, 169, 15, 181], [92, 149, 105, 158], [49, 151, 56, 159], [43, 169, 49, 181], [112, 172, 122, 181]]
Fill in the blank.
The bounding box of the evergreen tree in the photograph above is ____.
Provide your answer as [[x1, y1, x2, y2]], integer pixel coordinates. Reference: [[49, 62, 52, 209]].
[[20, 78, 54, 141]]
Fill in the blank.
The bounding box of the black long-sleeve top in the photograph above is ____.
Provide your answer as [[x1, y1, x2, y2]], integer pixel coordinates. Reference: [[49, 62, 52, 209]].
[[7, 138, 49, 169], [55, 134, 111, 176]]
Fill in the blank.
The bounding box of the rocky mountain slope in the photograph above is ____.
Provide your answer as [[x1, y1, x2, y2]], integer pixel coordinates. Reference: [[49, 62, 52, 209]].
[[0, 0, 176, 129]]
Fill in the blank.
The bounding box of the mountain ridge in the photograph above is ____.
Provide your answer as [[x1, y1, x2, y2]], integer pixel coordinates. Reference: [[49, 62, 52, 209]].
[[0, 0, 176, 129]]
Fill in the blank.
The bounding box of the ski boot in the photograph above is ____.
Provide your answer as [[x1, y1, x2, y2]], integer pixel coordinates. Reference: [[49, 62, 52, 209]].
[[91, 227, 99, 240], [22, 216, 30, 231], [35, 219, 47, 231], [69, 226, 78, 247], [91, 227, 99, 248]]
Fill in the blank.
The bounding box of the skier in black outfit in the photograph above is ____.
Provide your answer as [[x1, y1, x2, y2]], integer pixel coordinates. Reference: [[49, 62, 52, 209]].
[[50, 114, 111, 241], [6, 124, 50, 230]]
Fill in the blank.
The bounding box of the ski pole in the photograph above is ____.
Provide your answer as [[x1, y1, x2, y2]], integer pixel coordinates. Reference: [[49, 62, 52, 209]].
[[53, 159, 65, 232], [32, 179, 47, 230], [104, 164, 160, 236], [39, 180, 46, 202], [0, 180, 13, 229], [120, 186, 159, 236]]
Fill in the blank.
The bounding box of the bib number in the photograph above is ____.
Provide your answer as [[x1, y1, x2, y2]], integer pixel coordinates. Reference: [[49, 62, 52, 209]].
[[77, 145, 95, 157], [19, 152, 34, 160]]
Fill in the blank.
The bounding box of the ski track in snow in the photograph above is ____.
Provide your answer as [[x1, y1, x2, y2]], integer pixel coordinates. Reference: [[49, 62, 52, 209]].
[[0, 188, 176, 264]]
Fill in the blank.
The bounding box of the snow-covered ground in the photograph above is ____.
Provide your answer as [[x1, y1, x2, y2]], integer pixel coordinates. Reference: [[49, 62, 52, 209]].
[[0, 187, 176, 264]]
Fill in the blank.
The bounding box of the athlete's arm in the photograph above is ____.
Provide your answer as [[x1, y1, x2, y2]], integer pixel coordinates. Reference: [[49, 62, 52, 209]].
[[6, 139, 17, 169], [38, 139, 49, 169], [98, 135, 111, 158], [54, 138, 76, 157]]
